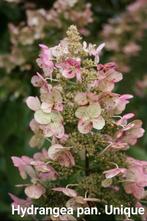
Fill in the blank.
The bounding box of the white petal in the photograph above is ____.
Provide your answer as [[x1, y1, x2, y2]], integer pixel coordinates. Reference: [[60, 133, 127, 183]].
[[75, 106, 87, 119], [41, 102, 52, 113], [34, 110, 51, 124], [87, 103, 101, 119], [92, 116, 105, 130], [96, 43, 105, 54]]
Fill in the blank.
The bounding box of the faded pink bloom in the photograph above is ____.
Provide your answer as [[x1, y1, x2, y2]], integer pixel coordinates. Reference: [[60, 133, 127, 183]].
[[94, 43, 105, 63], [115, 120, 144, 145], [26, 96, 40, 111], [59, 133, 69, 143], [25, 184, 46, 199], [116, 113, 135, 127], [74, 92, 99, 106], [33, 108, 65, 139], [11, 156, 36, 179], [83, 42, 105, 63], [50, 39, 69, 58], [127, 0, 146, 12], [36, 44, 54, 77], [124, 157, 147, 199], [33, 148, 49, 161], [52, 187, 77, 197], [31, 71, 51, 89], [75, 103, 105, 134], [28, 96, 64, 140], [41, 121, 65, 139], [66, 196, 99, 209], [103, 167, 127, 179], [56, 58, 81, 81], [48, 144, 75, 167], [9, 193, 32, 207], [51, 214, 77, 221], [53, 187, 99, 209], [110, 141, 129, 151], [31, 160, 58, 180], [29, 118, 40, 133], [83, 41, 96, 54], [99, 92, 133, 115], [123, 42, 140, 56], [91, 63, 122, 92], [40, 85, 63, 113], [31, 74, 44, 87], [103, 133, 129, 151], [116, 94, 134, 114], [12, 152, 58, 183], [29, 119, 45, 148], [135, 75, 147, 97]]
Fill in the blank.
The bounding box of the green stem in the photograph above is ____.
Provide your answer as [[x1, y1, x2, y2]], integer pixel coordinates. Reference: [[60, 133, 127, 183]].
[[85, 149, 89, 176]]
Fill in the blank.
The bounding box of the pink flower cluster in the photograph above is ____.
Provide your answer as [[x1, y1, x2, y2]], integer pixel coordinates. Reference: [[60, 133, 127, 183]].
[[124, 157, 147, 200], [101, 0, 147, 72], [0, 0, 93, 73], [10, 26, 146, 221], [135, 74, 147, 97]]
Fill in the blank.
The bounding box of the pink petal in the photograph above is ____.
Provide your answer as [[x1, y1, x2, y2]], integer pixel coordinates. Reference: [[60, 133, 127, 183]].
[[58, 151, 75, 167], [48, 144, 65, 160], [9, 193, 32, 207], [26, 96, 40, 111], [11, 156, 32, 179], [120, 94, 133, 100], [74, 92, 88, 106], [52, 187, 77, 198], [78, 120, 92, 134], [103, 168, 126, 179], [116, 113, 135, 126], [25, 184, 45, 199], [31, 75, 43, 87]]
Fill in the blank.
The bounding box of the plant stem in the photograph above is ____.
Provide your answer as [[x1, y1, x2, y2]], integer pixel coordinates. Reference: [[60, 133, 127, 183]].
[[85, 149, 89, 176]]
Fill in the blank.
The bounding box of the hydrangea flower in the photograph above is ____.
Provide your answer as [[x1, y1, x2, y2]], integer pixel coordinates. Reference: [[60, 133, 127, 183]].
[[11, 26, 146, 221], [103, 167, 127, 179], [99, 92, 133, 115], [51, 214, 77, 221], [25, 184, 46, 199], [56, 58, 81, 81], [26, 96, 65, 139], [83, 41, 105, 63], [29, 119, 44, 148], [30, 160, 58, 180], [11, 156, 36, 180], [9, 193, 32, 209], [74, 92, 99, 106], [53, 187, 99, 209], [116, 113, 135, 127], [75, 103, 105, 134], [36, 44, 54, 77], [40, 85, 63, 113], [124, 157, 147, 199], [48, 144, 75, 167], [90, 62, 122, 92], [115, 120, 145, 145]]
